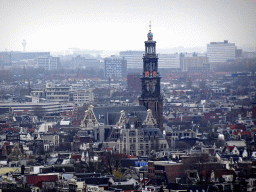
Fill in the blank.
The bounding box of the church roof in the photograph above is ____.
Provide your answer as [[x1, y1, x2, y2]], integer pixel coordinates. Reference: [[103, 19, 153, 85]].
[[93, 105, 148, 125]]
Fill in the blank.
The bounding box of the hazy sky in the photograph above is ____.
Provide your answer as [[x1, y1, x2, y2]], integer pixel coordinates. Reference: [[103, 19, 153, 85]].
[[1, 0, 256, 52]]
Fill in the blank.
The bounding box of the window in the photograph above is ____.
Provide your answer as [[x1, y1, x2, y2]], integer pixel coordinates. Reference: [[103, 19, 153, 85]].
[[130, 144, 136, 150], [129, 131, 136, 136]]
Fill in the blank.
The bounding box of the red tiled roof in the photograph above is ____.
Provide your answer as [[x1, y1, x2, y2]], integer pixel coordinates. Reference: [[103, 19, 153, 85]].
[[226, 146, 235, 151], [27, 175, 58, 188], [71, 154, 81, 161], [214, 169, 236, 179], [227, 124, 244, 130], [234, 131, 251, 136]]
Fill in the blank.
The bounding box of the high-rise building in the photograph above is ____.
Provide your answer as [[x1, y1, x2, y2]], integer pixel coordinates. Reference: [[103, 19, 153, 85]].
[[72, 55, 102, 69], [119, 51, 144, 69], [180, 53, 209, 71], [104, 56, 127, 78], [207, 40, 236, 63], [139, 23, 163, 131], [158, 53, 180, 69], [37, 56, 60, 70]]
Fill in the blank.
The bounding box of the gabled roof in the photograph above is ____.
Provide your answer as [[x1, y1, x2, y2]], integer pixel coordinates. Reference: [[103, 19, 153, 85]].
[[142, 128, 164, 139], [227, 146, 235, 151]]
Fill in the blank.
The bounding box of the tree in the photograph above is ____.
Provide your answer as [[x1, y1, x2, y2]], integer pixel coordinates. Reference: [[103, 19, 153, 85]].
[[99, 152, 127, 175], [113, 170, 124, 179], [182, 153, 215, 184], [8, 143, 25, 162]]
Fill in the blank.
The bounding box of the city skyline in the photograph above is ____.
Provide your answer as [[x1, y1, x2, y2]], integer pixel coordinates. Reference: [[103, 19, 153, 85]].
[[0, 0, 256, 52]]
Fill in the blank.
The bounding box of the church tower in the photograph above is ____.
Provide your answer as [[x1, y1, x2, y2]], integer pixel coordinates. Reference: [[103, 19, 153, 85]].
[[139, 22, 163, 131]]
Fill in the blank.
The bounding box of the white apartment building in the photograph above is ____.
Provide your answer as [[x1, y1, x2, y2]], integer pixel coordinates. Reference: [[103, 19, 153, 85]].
[[73, 89, 94, 104], [158, 53, 180, 69], [119, 51, 144, 69], [207, 40, 236, 63], [37, 56, 60, 70], [45, 83, 72, 103]]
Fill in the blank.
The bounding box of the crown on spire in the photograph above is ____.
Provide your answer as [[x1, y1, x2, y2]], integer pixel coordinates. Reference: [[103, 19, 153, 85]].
[[147, 21, 153, 40]]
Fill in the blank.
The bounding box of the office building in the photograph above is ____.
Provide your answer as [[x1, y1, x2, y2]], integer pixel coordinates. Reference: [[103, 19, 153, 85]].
[[180, 53, 209, 71], [10, 52, 50, 62], [37, 56, 60, 70], [72, 56, 102, 69], [0, 102, 74, 116], [45, 83, 72, 103], [158, 53, 180, 69], [207, 40, 236, 63], [73, 89, 94, 104], [104, 56, 127, 78], [119, 51, 144, 69]]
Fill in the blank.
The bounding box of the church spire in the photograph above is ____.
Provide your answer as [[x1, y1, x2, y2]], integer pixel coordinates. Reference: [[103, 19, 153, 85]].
[[147, 21, 153, 41], [140, 22, 163, 131]]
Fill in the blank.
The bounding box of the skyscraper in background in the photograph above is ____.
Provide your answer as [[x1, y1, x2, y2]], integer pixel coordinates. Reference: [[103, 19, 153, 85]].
[[37, 56, 60, 70], [104, 56, 127, 78], [207, 40, 236, 63], [158, 53, 180, 69], [119, 51, 144, 69]]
